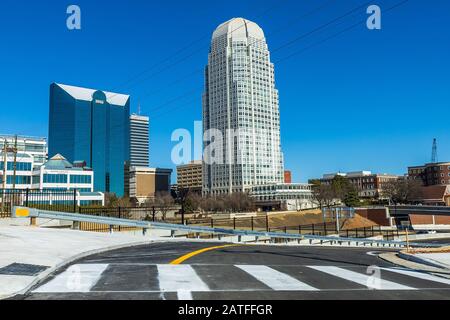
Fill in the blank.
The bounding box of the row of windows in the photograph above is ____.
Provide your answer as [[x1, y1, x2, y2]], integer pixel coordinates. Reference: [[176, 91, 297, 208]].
[[0, 176, 32, 185], [43, 174, 67, 184], [0, 162, 32, 171], [70, 175, 92, 184]]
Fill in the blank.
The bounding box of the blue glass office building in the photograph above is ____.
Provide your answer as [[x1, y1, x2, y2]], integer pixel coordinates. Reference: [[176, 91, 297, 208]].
[[48, 83, 130, 196]]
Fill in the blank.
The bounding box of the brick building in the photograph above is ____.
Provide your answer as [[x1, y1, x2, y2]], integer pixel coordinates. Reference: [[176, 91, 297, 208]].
[[284, 170, 292, 184], [408, 162, 450, 186], [318, 171, 400, 199]]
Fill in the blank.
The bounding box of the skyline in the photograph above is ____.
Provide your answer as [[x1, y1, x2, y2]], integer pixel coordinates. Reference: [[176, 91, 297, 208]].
[[1, 0, 449, 183]]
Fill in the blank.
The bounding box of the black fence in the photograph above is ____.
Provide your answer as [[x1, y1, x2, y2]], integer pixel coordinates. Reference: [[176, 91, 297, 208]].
[[0, 189, 409, 240], [77, 206, 181, 232], [269, 223, 404, 241], [186, 215, 272, 232], [186, 216, 406, 241], [0, 189, 78, 217]]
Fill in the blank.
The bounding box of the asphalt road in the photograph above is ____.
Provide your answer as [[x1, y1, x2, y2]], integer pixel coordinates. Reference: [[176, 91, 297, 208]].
[[17, 242, 450, 300]]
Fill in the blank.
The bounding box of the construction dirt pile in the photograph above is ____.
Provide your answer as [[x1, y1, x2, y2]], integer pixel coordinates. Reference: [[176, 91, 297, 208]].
[[259, 210, 324, 228], [340, 214, 378, 230]]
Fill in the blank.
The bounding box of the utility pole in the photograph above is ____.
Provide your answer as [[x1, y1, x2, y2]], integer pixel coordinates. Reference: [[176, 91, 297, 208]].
[[12, 135, 18, 190]]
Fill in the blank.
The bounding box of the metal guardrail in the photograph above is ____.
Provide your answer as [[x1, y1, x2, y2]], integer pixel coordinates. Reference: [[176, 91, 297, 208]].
[[12, 206, 445, 248]]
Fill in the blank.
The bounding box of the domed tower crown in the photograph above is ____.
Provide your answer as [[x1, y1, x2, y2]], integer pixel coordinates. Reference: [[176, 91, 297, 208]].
[[212, 17, 265, 40]]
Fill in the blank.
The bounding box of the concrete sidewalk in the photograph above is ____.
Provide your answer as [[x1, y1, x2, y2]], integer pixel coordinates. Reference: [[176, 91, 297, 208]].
[[0, 224, 171, 299], [411, 253, 450, 269], [380, 251, 450, 278]]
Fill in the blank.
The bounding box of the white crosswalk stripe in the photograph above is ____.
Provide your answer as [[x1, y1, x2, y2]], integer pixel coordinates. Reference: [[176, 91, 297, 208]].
[[31, 264, 450, 294], [381, 267, 450, 285], [33, 264, 108, 293], [307, 265, 415, 290], [236, 265, 318, 291], [157, 264, 209, 294]]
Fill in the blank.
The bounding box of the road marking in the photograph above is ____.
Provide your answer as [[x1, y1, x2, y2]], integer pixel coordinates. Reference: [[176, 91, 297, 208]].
[[157, 264, 209, 294], [33, 264, 108, 293], [169, 244, 241, 265], [381, 267, 450, 286], [177, 289, 193, 300], [236, 265, 318, 291], [307, 266, 415, 290]]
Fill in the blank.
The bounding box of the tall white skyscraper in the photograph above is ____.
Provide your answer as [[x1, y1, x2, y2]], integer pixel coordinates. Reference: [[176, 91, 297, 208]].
[[130, 114, 149, 167], [202, 18, 284, 195]]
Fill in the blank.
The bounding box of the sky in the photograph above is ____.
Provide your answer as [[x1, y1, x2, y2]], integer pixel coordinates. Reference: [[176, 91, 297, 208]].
[[1, 0, 449, 183]]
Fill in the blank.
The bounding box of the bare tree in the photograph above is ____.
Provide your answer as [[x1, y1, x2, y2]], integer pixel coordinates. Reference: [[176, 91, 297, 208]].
[[154, 191, 175, 220], [382, 179, 423, 204], [105, 193, 132, 208], [311, 183, 336, 209]]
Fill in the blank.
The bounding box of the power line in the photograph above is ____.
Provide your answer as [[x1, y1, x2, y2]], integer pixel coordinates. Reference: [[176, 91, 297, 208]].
[[106, 0, 292, 101], [150, 0, 410, 120], [62, 0, 409, 148], [144, 0, 373, 114], [135, 0, 339, 104]]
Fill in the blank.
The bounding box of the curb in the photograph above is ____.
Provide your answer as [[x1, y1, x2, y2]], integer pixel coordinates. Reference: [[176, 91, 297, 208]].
[[378, 252, 450, 276], [0, 239, 165, 300], [398, 252, 450, 270]]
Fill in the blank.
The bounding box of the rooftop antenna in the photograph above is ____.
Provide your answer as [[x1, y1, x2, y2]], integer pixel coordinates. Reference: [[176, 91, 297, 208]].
[[137, 102, 141, 115], [431, 138, 438, 163]]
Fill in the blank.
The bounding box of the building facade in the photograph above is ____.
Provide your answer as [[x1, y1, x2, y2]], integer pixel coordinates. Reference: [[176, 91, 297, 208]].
[[408, 162, 450, 186], [177, 160, 202, 193], [284, 170, 292, 184], [414, 185, 450, 206], [202, 18, 284, 195], [31, 154, 94, 192], [0, 152, 34, 189], [48, 83, 130, 196], [129, 167, 172, 205], [318, 171, 400, 198], [249, 183, 315, 211], [0, 135, 47, 168], [130, 114, 149, 167]]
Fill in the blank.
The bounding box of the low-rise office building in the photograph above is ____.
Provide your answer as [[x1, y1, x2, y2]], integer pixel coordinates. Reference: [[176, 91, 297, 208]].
[[249, 183, 316, 211], [0, 152, 34, 189], [318, 171, 400, 198], [31, 154, 103, 206], [408, 162, 450, 186], [129, 167, 172, 204], [177, 160, 202, 193], [32, 154, 94, 192], [0, 135, 47, 169]]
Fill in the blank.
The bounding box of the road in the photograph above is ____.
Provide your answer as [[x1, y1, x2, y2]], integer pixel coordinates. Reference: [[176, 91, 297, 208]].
[[16, 242, 450, 300]]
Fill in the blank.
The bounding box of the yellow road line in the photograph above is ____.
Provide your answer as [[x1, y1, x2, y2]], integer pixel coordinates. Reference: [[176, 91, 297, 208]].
[[170, 244, 242, 265]]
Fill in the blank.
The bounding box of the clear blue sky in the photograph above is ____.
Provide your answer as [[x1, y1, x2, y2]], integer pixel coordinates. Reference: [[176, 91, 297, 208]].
[[1, 0, 449, 183]]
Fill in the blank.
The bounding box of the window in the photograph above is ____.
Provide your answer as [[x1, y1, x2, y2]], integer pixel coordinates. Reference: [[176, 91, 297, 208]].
[[6, 175, 31, 185], [70, 175, 91, 184], [0, 162, 31, 171], [43, 174, 68, 184]]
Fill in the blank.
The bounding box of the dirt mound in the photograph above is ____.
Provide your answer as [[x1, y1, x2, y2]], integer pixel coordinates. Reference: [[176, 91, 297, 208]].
[[341, 214, 378, 230], [252, 210, 324, 228]]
